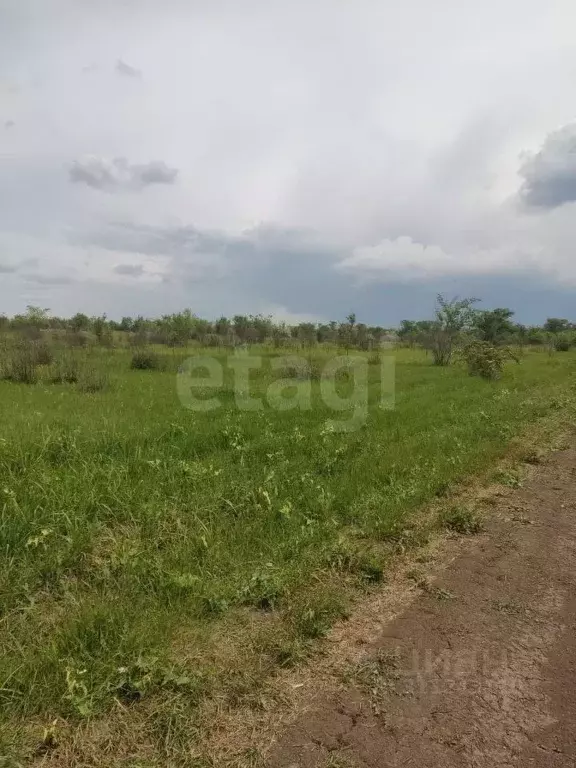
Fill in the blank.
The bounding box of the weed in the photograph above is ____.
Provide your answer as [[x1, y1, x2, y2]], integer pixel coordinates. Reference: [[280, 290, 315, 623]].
[[291, 594, 349, 639], [440, 506, 483, 535], [239, 570, 284, 610], [492, 599, 526, 616], [325, 540, 385, 583], [430, 586, 456, 601], [495, 469, 522, 488], [345, 648, 402, 704]]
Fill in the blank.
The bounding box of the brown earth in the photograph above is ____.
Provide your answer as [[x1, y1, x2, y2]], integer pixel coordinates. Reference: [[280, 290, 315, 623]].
[[265, 446, 576, 768]]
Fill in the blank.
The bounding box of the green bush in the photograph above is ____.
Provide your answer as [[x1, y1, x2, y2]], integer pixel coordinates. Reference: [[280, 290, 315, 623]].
[[461, 340, 518, 380], [131, 349, 162, 370], [554, 339, 571, 352]]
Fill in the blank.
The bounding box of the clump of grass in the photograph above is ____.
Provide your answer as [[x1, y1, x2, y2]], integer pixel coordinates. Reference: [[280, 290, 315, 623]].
[[290, 592, 349, 639], [1, 339, 55, 384], [440, 506, 483, 535], [131, 349, 162, 370], [33, 340, 54, 366], [77, 369, 110, 392], [49, 355, 81, 384], [324, 540, 385, 583], [279, 361, 321, 380], [2, 351, 38, 383], [494, 469, 522, 488], [368, 350, 381, 365]]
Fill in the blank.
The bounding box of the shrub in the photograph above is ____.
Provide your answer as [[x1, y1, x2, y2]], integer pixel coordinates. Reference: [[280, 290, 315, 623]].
[[461, 340, 518, 380], [64, 331, 90, 348], [131, 349, 162, 371], [554, 339, 571, 352]]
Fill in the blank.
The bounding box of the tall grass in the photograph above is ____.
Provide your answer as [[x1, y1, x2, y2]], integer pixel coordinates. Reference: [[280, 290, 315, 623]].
[[0, 345, 575, 762]]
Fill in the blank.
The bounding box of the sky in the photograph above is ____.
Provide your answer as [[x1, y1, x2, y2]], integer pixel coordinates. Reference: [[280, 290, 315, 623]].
[[1, 0, 576, 325]]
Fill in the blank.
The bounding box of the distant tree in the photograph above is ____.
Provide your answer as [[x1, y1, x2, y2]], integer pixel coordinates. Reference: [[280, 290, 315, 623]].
[[70, 312, 90, 332], [214, 316, 230, 336], [527, 327, 547, 346], [297, 322, 317, 347], [233, 315, 250, 343], [428, 294, 479, 366], [119, 316, 134, 332], [474, 308, 515, 344], [14, 305, 50, 328], [544, 318, 572, 334]]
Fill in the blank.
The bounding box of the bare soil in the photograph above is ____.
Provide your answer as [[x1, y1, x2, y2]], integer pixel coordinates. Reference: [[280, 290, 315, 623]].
[[266, 446, 576, 767]]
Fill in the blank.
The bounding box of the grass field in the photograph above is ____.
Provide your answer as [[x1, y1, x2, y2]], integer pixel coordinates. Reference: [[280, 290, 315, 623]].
[[1, 343, 575, 763]]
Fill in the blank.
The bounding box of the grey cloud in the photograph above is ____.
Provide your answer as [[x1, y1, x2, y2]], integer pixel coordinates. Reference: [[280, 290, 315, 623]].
[[69, 157, 178, 192], [519, 124, 576, 209], [4, 120, 14, 129], [115, 59, 142, 78], [114, 263, 145, 276], [78, 221, 332, 266], [72, 221, 336, 291], [83, 221, 236, 257], [0, 263, 17, 273], [23, 273, 75, 285]]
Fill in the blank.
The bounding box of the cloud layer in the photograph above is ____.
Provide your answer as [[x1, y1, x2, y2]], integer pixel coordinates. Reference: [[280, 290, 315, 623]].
[[2, 1, 576, 322], [69, 157, 178, 192]]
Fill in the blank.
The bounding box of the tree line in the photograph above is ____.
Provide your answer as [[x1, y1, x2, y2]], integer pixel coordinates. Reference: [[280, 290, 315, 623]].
[[0, 299, 574, 354]]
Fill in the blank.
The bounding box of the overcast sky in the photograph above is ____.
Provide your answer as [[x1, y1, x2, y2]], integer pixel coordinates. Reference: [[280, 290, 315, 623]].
[[1, 0, 576, 324]]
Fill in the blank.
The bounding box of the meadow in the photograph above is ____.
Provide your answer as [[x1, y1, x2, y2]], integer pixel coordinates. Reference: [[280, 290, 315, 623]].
[[1, 340, 575, 763]]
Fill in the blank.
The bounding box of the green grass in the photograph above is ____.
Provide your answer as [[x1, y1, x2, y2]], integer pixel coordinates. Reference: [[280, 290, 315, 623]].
[[0, 343, 575, 762]]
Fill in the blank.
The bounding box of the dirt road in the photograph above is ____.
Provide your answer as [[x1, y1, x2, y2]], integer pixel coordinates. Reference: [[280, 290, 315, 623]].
[[266, 447, 576, 767]]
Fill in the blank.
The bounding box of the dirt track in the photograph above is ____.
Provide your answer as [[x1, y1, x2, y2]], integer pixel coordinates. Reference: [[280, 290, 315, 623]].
[[266, 447, 576, 767]]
